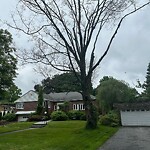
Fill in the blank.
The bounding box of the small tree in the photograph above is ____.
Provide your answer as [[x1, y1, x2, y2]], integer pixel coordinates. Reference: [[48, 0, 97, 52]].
[[36, 86, 44, 115], [0, 29, 19, 101], [59, 101, 69, 113], [97, 76, 138, 114], [142, 62, 150, 100]]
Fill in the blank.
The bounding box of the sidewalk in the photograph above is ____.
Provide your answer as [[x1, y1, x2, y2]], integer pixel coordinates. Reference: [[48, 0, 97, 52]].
[[31, 120, 51, 128], [0, 120, 51, 136], [0, 128, 36, 136]]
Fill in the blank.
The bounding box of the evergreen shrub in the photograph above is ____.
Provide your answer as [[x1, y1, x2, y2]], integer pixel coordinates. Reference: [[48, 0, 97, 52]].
[[2, 113, 16, 122], [68, 110, 86, 120], [99, 111, 120, 127], [51, 111, 68, 121]]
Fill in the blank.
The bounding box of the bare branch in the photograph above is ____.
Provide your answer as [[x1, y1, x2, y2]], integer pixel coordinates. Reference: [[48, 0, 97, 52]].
[[91, 1, 150, 72]]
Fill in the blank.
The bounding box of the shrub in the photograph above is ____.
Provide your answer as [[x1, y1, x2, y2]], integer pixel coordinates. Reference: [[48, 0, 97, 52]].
[[28, 115, 43, 122], [80, 113, 86, 120], [42, 116, 49, 121], [99, 111, 120, 127], [0, 120, 8, 125], [2, 113, 16, 122], [68, 110, 86, 120], [51, 111, 68, 121], [100, 115, 113, 126]]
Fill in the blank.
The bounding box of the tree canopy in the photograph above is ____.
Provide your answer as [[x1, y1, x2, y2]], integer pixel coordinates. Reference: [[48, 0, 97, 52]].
[[139, 62, 150, 100], [34, 72, 84, 93], [0, 29, 21, 101], [96, 76, 138, 113]]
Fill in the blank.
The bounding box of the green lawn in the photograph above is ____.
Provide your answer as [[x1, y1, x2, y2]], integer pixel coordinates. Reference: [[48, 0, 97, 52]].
[[0, 122, 34, 134], [0, 121, 118, 150]]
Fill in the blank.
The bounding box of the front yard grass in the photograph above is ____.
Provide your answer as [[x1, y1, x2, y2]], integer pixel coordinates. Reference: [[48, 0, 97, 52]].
[[0, 122, 33, 134], [0, 121, 118, 150]]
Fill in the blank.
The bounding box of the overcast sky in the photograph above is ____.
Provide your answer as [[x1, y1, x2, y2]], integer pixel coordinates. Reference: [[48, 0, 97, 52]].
[[0, 1, 150, 94]]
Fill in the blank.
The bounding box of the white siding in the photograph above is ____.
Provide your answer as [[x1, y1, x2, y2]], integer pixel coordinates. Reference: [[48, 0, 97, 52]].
[[121, 110, 150, 126]]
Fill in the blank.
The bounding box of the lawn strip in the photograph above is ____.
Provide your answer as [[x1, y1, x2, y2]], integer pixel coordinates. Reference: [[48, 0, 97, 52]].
[[0, 121, 118, 150]]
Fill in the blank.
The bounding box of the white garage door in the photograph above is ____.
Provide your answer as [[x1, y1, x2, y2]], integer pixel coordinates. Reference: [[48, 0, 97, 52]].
[[18, 115, 29, 122], [121, 110, 150, 126]]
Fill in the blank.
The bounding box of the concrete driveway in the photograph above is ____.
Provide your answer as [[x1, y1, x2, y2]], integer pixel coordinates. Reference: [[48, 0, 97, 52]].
[[99, 127, 150, 150]]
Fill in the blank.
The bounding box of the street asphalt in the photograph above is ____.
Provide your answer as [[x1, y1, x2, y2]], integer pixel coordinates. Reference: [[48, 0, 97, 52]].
[[98, 127, 150, 150]]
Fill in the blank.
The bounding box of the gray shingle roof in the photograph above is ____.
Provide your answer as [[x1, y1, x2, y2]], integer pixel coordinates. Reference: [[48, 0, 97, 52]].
[[44, 92, 95, 102], [46, 92, 96, 102], [15, 91, 96, 103], [44, 92, 83, 102]]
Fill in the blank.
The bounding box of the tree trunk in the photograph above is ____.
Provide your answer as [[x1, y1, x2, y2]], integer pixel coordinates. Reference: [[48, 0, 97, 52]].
[[82, 80, 98, 129]]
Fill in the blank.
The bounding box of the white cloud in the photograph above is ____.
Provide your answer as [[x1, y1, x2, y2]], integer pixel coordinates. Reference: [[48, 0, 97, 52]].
[[0, 1, 150, 94], [15, 65, 43, 94]]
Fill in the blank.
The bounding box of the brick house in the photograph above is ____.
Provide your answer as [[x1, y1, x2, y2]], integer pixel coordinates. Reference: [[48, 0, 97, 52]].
[[15, 90, 96, 121]]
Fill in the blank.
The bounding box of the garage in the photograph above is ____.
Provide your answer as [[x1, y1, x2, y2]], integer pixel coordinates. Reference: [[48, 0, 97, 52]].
[[121, 110, 150, 126], [15, 111, 35, 122], [114, 102, 150, 126]]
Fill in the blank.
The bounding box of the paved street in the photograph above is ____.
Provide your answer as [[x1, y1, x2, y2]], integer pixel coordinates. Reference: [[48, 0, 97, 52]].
[[99, 127, 150, 150]]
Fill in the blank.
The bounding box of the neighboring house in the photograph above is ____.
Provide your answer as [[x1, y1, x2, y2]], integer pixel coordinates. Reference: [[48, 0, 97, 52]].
[[45, 92, 96, 112], [15, 90, 96, 121], [0, 104, 15, 116], [15, 90, 40, 121], [114, 102, 150, 126]]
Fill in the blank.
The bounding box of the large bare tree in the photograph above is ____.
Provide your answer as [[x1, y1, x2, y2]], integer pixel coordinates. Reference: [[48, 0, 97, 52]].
[[9, 0, 150, 128]]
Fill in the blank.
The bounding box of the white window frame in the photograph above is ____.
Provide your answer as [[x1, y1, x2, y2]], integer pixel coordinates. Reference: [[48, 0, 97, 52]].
[[73, 103, 85, 110], [73, 104, 76, 110], [16, 102, 24, 109]]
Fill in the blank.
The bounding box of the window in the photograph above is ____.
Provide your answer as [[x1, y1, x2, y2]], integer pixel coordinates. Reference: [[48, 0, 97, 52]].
[[55, 103, 63, 110], [48, 101, 51, 108], [54, 105, 57, 111], [23, 116, 29, 119], [43, 101, 51, 108], [73, 103, 85, 110], [16, 102, 24, 109], [73, 104, 77, 110]]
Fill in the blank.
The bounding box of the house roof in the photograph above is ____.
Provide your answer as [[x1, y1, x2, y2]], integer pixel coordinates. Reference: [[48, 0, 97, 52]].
[[114, 102, 150, 111], [44, 92, 95, 102], [14, 90, 38, 103], [15, 91, 96, 103]]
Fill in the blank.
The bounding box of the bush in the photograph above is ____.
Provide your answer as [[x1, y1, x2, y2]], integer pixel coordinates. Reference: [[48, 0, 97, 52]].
[[0, 120, 8, 125], [68, 110, 86, 120], [2, 113, 16, 122], [99, 111, 120, 127], [80, 113, 86, 120], [28, 115, 43, 122], [51, 111, 68, 121]]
